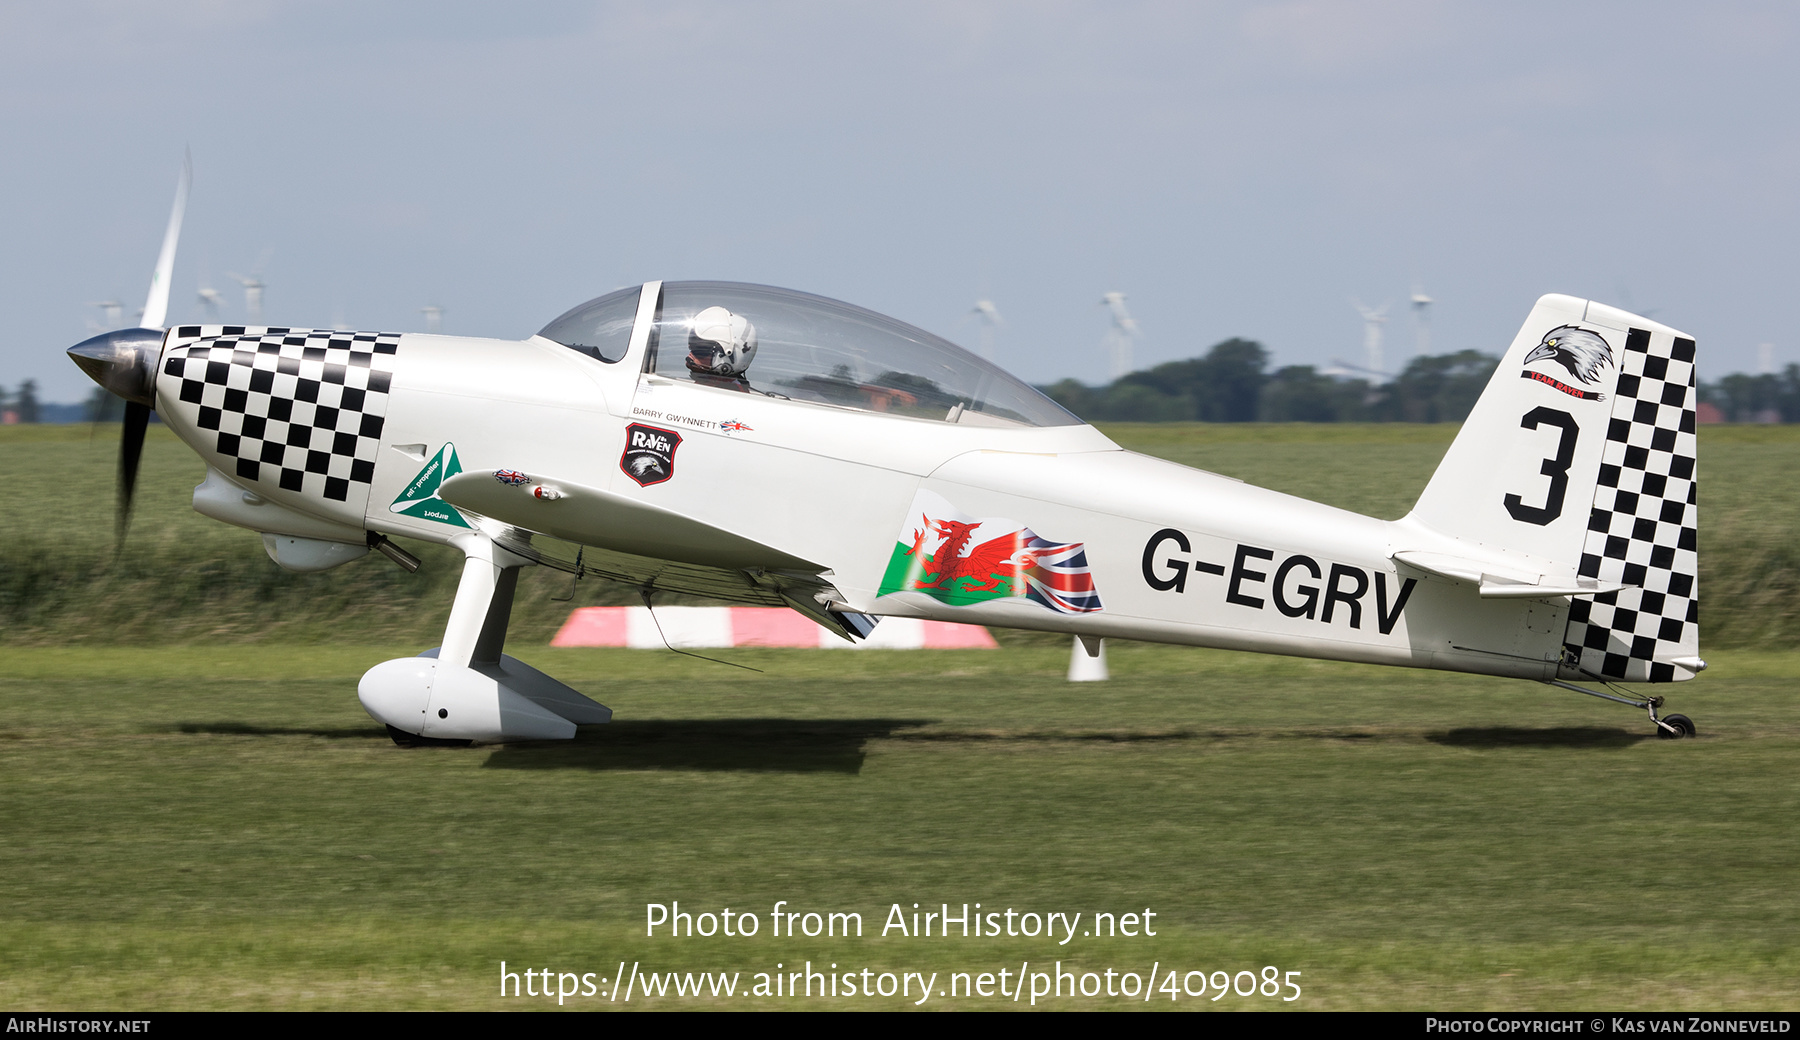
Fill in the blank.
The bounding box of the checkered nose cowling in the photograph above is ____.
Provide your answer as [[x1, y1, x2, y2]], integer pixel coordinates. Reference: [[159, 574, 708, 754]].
[[1563, 328, 1698, 683], [159, 326, 400, 522]]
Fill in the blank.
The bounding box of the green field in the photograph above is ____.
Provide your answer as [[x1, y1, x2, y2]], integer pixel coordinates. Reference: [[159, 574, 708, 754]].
[[1, 424, 1796, 1010], [7, 422, 1797, 648]]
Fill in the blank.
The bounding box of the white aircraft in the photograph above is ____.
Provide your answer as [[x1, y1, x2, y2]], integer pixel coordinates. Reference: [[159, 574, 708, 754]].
[[69, 168, 1704, 745]]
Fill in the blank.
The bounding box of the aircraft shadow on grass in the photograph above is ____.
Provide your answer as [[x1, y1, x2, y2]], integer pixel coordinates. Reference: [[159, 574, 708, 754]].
[[481, 718, 936, 774], [476, 722, 1435, 772], [171, 722, 391, 741], [165, 720, 1656, 766], [1426, 726, 1652, 749]]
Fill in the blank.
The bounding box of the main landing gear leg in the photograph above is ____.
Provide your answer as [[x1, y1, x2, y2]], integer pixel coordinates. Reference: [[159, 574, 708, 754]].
[[1539, 679, 1695, 739], [357, 532, 611, 745]]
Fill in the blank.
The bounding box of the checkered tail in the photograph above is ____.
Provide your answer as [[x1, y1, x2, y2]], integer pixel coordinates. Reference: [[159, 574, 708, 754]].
[[1561, 328, 1699, 683]]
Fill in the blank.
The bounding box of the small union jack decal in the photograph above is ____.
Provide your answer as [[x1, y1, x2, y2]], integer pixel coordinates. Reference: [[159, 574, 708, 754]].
[[721, 419, 752, 434], [494, 469, 530, 486]]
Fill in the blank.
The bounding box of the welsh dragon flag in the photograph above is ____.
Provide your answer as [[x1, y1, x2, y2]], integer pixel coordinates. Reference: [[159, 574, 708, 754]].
[[877, 490, 1103, 614]]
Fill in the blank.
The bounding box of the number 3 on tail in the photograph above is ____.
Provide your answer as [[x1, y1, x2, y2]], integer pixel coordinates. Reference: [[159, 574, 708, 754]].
[[1505, 407, 1578, 526]]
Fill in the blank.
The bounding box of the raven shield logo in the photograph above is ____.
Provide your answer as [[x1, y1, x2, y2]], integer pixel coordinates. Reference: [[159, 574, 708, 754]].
[[620, 423, 682, 487]]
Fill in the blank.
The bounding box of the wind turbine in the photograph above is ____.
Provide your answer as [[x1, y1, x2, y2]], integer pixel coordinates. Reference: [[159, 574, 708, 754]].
[[1614, 286, 1661, 321], [87, 300, 125, 330], [1410, 283, 1433, 360], [1352, 299, 1390, 379], [228, 249, 273, 324], [197, 279, 223, 318], [969, 298, 1001, 360], [1101, 290, 1138, 380], [229, 272, 265, 323]]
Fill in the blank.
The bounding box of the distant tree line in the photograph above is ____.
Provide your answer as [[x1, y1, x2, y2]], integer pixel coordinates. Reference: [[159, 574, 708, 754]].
[[1040, 339, 1503, 423], [82, 387, 125, 422], [0, 382, 117, 424], [0, 380, 41, 423], [1042, 339, 1800, 424], [2, 352, 1797, 426], [1697, 367, 1800, 423]]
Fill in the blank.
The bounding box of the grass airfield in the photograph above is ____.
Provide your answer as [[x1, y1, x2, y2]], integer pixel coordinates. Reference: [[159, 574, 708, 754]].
[[1, 423, 1796, 1010], [3, 643, 1796, 1010]]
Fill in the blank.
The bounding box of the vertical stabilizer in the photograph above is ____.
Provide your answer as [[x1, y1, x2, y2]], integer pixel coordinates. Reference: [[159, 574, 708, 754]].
[[1405, 295, 1699, 682]]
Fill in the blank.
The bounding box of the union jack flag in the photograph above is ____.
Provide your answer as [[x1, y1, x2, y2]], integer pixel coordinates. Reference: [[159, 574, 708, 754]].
[[1017, 535, 1104, 614]]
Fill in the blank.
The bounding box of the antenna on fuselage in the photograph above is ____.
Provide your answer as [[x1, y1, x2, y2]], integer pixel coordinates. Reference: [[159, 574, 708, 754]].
[[638, 587, 762, 673]]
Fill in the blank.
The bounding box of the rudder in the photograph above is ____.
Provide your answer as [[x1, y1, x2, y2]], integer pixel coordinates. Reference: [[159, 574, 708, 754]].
[[1561, 320, 1699, 682]]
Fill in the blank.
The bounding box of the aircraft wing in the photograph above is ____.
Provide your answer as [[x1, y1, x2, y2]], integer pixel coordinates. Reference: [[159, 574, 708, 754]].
[[440, 469, 876, 641], [439, 470, 826, 573], [492, 529, 790, 604]]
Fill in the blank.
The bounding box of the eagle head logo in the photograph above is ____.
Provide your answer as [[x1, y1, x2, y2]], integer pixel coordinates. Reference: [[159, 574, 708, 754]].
[[1524, 325, 1613, 386]]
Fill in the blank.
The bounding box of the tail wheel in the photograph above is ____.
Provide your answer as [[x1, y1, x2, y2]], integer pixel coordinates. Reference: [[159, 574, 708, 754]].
[[1657, 714, 1696, 740]]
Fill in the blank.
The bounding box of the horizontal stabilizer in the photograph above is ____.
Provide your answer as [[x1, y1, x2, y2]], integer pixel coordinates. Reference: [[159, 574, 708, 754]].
[[1477, 579, 1629, 600], [1391, 550, 1628, 599], [440, 470, 826, 573]]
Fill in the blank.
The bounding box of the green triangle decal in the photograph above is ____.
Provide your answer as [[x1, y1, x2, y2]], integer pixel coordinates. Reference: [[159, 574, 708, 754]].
[[389, 443, 471, 528]]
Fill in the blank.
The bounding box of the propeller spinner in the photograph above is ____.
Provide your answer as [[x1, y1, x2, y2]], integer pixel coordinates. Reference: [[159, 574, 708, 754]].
[[68, 153, 189, 548]]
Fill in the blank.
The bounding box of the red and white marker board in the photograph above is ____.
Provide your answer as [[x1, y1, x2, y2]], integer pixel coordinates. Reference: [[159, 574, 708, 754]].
[[551, 606, 998, 649]]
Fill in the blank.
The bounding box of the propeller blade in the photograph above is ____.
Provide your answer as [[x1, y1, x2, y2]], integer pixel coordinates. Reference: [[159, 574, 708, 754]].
[[140, 151, 191, 330], [116, 400, 150, 549]]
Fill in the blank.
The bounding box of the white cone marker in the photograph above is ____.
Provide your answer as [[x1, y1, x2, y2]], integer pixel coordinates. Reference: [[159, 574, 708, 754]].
[[1067, 634, 1108, 682]]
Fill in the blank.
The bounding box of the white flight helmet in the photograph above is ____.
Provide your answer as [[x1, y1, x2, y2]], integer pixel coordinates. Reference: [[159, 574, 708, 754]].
[[686, 306, 758, 376]]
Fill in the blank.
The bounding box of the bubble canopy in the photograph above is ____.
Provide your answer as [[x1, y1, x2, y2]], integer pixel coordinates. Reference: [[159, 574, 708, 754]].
[[538, 281, 1081, 429]]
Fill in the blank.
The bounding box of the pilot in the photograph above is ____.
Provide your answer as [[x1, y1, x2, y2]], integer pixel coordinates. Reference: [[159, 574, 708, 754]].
[[685, 306, 757, 391]]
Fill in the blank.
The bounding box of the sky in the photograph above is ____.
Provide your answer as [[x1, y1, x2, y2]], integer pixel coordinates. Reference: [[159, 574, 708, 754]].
[[3, 1, 1797, 402]]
